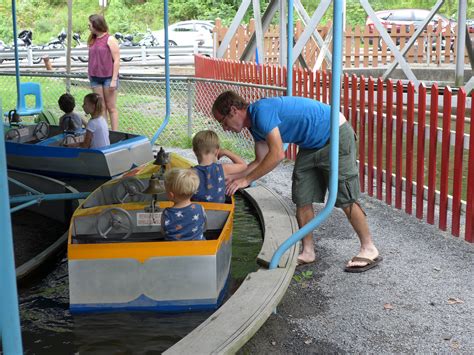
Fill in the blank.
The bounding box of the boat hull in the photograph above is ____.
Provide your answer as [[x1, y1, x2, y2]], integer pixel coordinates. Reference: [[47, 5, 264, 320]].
[[68, 154, 234, 313], [5, 125, 153, 179]]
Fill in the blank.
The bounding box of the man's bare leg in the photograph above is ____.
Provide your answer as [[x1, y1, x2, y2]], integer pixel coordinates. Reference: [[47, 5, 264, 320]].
[[296, 204, 316, 263], [342, 202, 379, 267]]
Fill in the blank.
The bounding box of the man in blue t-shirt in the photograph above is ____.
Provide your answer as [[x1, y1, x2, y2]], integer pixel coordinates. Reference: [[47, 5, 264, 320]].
[[212, 91, 381, 273]]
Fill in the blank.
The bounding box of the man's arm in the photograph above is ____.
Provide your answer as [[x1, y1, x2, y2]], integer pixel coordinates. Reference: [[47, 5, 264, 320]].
[[226, 127, 285, 195], [219, 148, 247, 176]]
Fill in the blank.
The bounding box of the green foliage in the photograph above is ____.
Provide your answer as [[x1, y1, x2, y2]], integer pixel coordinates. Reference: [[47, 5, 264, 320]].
[[293, 270, 313, 283]]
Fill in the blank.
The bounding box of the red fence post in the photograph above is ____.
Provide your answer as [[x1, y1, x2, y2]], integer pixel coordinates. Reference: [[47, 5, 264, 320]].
[[359, 76, 366, 192], [322, 70, 328, 103], [405, 82, 415, 215], [451, 88, 466, 237], [439, 86, 452, 231], [376, 78, 384, 201], [465, 92, 474, 243], [343, 74, 349, 119], [385, 80, 394, 205], [427, 84, 439, 224], [395, 80, 404, 209], [416, 83, 427, 219], [316, 71, 321, 101], [351, 74, 358, 135], [367, 77, 375, 196]]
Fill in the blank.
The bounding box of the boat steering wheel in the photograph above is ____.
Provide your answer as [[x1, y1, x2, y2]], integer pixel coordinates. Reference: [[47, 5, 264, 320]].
[[62, 134, 79, 146], [5, 128, 21, 142], [112, 177, 146, 203], [34, 121, 50, 141], [96, 207, 134, 240]]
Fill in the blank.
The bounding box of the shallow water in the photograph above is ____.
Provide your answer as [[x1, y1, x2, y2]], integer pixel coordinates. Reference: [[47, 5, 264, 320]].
[[18, 194, 262, 354]]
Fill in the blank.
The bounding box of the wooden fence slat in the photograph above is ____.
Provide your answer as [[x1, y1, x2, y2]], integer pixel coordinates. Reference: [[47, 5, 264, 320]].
[[405, 82, 415, 215], [395, 80, 404, 209], [385, 80, 393, 205], [322, 71, 328, 104], [416, 84, 427, 219], [343, 74, 349, 119], [359, 76, 366, 192], [465, 92, 474, 243], [351, 75, 358, 135], [451, 89, 466, 237], [315, 71, 321, 101], [439, 86, 452, 231], [376, 78, 384, 200], [367, 77, 375, 196], [427, 84, 439, 225]]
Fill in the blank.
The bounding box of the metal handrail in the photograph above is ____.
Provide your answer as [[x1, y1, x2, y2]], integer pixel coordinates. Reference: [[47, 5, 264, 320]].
[[269, 0, 343, 269], [151, 0, 170, 145]]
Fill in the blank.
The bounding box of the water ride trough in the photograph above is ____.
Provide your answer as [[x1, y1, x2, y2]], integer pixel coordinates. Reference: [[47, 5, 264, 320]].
[[67, 150, 234, 313]]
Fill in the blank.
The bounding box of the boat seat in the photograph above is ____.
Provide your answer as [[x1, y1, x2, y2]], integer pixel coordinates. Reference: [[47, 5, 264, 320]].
[[5, 82, 44, 118]]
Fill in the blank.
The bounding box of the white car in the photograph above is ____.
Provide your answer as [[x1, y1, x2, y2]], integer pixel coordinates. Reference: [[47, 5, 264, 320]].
[[153, 20, 214, 48]]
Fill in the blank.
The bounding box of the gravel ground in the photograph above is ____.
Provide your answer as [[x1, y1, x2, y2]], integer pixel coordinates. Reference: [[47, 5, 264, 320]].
[[165, 147, 474, 354]]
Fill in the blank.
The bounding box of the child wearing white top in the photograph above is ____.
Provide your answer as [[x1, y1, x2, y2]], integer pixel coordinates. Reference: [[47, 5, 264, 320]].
[[67, 93, 110, 149]]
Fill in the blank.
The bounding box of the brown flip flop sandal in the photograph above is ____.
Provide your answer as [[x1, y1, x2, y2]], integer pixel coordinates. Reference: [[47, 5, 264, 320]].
[[296, 257, 316, 266], [344, 256, 383, 273]]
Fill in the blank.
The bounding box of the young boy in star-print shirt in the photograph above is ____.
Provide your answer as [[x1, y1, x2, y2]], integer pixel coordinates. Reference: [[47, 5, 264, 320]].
[[161, 168, 207, 241], [192, 130, 247, 203]]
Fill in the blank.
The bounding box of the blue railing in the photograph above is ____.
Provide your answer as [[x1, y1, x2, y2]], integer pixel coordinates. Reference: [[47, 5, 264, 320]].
[[151, 0, 170, 145], [0, 101, 23, 353], [269, 0, 343, 269]]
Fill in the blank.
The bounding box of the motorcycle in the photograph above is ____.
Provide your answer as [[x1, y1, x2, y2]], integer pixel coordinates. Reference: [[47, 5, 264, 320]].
[[137, 29, 165, 59], [0, 30, 42, 64], [114, 32, 140, 62], [72, 33, 88, 63], [42, 30, 88, 62]]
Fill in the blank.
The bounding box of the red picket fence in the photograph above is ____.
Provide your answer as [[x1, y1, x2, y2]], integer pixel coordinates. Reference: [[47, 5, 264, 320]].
[[195, 55, 474, 243]]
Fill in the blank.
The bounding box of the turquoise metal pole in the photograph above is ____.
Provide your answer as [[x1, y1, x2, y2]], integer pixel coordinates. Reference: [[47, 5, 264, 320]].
[[270, 0, 343, 269], [10, 198, 38, 213], [8, 177, 42, 195], [151, 0, 170, 145], [286, 0, 293, 96], [10, 191, 90, 204], [12, 0, 21, 109], [0, 107, 24, 353]]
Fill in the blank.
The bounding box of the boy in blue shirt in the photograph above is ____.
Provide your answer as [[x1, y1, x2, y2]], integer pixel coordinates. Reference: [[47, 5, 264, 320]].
[[192, 130, 247, 203], [161, 168, 206, 241]]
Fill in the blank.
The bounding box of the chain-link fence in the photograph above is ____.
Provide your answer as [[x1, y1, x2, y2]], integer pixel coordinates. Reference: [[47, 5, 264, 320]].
[[0, 73, 285, 159]]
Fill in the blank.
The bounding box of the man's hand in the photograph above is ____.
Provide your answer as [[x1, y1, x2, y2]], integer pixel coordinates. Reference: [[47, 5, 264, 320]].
[[226, 177, 249, 195]]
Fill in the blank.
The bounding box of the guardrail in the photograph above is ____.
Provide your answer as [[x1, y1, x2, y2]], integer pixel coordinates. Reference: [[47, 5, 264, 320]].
[[0, 44, 213, 65]]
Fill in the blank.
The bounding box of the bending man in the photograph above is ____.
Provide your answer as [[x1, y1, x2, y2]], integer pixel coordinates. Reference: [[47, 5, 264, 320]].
[[211, 91, 381, 272]]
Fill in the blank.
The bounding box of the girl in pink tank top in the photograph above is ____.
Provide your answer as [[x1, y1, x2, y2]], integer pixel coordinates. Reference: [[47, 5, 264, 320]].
[[87, 14, 120, 131]]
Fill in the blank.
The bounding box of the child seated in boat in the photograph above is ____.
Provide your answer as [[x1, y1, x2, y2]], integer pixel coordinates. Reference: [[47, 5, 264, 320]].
[[58, 93, 87, 133], [161, 168, 207, 241], [192, 130, 247, 203], [67, 93, 110, 149]]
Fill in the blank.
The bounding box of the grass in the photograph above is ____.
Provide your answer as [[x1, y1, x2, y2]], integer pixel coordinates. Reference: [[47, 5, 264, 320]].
[[0, 75, 256, 159]]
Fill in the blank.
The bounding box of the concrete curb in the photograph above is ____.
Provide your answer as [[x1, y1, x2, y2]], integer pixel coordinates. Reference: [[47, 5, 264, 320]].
[[164, 183, 298, 354]]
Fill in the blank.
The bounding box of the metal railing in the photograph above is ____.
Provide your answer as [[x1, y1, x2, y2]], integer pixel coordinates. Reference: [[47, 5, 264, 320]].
[[0, 45, 213, 66], [0, 72, 287, 158]]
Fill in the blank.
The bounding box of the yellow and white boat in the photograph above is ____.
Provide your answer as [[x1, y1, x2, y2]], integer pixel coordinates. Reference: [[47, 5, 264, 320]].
[[68, 151, 233, 313]]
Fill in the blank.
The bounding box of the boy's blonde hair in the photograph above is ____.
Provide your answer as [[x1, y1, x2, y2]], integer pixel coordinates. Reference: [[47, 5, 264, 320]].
[[192, 130, 220, 161], [164, 168, 200, 199]]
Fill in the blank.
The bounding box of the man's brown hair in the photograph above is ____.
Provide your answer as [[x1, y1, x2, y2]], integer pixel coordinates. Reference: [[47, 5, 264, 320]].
[[212, 90, 249, 118]]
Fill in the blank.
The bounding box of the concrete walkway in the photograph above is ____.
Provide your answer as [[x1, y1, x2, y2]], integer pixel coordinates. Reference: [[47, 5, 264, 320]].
[[240, 160, 474, 354]]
